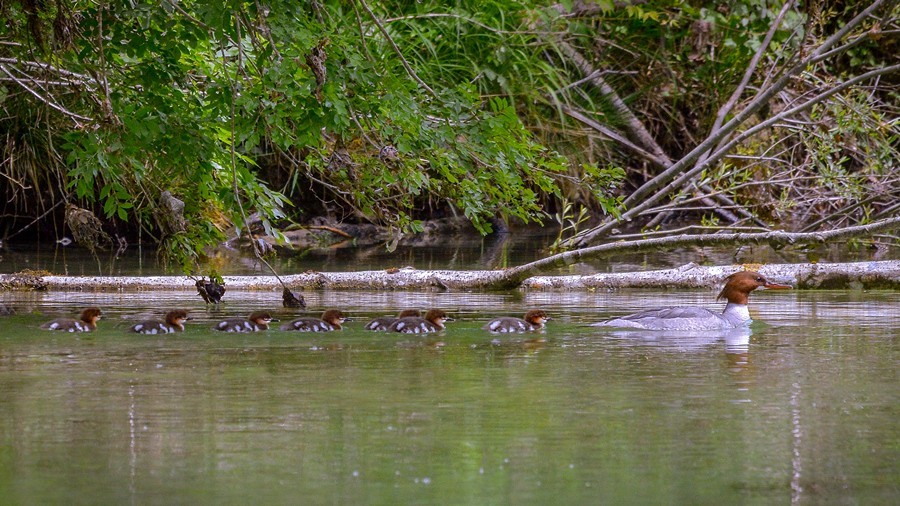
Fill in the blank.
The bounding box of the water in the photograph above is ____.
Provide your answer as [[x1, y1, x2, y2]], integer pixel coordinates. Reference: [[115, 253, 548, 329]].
[[0, 234, 887, 276], [0, 288, 897, 504]]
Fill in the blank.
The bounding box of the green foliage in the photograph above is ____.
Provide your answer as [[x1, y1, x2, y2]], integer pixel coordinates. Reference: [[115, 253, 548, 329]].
[[0, 0, 892, 269], [549, 198, 590, 253]]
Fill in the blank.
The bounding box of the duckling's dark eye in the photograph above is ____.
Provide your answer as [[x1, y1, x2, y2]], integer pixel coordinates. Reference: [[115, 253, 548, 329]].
[[756, 276, 764, 282]]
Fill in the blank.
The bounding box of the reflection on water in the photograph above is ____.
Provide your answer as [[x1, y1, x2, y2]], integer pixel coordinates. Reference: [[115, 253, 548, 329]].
[[0, 234, 885, 276], [0, 288, 897, 504], [602, 326, 751, 354]]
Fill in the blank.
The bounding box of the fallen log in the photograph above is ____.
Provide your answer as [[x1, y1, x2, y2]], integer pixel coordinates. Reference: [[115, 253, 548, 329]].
[[520, 261, 900, 291], [2, 260, 897, 292], [11, 216, 886, 293]]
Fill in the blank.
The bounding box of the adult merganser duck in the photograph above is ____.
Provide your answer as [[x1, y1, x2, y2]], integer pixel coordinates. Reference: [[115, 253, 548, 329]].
[[130, 309, 191, 334], [41, 307, 102, 332], [364, 309, 422, 331], [213, 311, 277, 332], [388, 309, 452, 334], [591, 271, 791, 331], [280, 309, 347, 332], [483, 309, 551, 333]]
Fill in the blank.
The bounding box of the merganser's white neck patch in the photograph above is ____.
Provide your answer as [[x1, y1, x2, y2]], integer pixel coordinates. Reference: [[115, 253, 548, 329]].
[[721, 303, 751, 326]]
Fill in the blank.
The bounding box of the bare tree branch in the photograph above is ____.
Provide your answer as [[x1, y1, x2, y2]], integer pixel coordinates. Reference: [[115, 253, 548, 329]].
[[356, 0, 438, 98], [626, 1, 889, 206], [520, 260, 900, 290], [570, 62, 900, 245], [696, 0, 797, 170], [546, 3, 794, 228], [0, 64, 93, 123], [0, 57, 97, 85], [553, 39, 673, 165], [557, 104, 667, 167], [565, 0, 896, 247], [552, 64, 758, 227]]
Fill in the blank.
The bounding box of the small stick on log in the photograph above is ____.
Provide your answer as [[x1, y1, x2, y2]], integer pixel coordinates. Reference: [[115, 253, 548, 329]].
[[307, 225, 353, 238]]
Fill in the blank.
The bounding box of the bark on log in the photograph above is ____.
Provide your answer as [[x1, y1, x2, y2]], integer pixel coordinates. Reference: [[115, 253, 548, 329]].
[[34, 268, 505, 292], [521, 261, 900, 291], [3, 260, 897, 292]]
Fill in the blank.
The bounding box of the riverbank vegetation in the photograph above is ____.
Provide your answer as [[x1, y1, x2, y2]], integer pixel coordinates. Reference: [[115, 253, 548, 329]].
[[0, 1, 897, 272]]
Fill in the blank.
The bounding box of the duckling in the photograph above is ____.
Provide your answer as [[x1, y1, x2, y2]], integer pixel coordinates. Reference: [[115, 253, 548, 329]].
[[387, 309, 452, 334], [213, 311, 276, 332], [130, 309, 191, 334], [280, 309, 347, 332], [483, 309, 551, 333], [41, 307, 102, 332], [364, 309, 421, 331]]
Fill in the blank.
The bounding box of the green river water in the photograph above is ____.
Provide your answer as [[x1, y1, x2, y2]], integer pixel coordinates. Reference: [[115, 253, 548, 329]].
[[0, 285, 897, 505], [1, 240, 898, 504]]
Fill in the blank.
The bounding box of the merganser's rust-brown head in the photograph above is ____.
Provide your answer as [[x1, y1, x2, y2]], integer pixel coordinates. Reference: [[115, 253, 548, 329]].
[[249, 311, 277, 327], [523, 309, 551, 326], [424, 309, 453, 326], [322, 309, 347, 328], [165, 309, 190, 330], [80, 308, 103, 327], [717, 271, 791, 304]]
